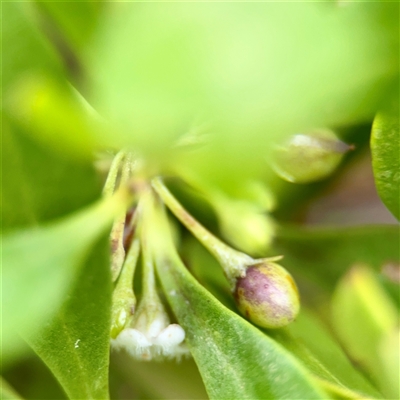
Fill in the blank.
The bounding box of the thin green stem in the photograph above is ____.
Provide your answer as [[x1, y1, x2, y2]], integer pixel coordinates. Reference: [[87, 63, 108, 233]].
[[139, 189, 161, 301], [147, 190, 187, 269], [110, 153, 133, 281], [116, 238, 140, 296], [151, 177, 253, 285], [102, 150, 126, 197], [314, 377, 372, 400]]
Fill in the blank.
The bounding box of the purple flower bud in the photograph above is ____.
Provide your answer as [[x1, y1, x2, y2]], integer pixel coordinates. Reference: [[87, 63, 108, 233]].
[[234, 262, 300, 329]]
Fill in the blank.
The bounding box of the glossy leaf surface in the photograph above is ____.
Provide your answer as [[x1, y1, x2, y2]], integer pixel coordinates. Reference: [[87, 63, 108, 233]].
[[28, 237, 112, 400], [371, 103, 400, 220], [2, 195, 125, 365], [149, 204, 326, 400]]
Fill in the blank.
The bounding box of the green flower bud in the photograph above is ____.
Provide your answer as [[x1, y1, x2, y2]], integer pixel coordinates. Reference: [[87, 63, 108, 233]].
[[234, 262, 300, 329], [110, 289, 136, 339], [272, 129, 351, 184], [110, 239, 140, 339], [216, 200, 275, 256]]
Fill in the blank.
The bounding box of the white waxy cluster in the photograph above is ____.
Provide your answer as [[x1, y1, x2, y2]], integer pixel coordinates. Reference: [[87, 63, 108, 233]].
[[111, 310, 189, 361]]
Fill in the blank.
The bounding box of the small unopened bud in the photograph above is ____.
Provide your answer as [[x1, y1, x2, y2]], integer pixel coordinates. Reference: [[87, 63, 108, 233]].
[[272, 129, 351, 184], [217, 200, 275, 255], [110, 239, 140, 338], [234, 262, 300, 329]]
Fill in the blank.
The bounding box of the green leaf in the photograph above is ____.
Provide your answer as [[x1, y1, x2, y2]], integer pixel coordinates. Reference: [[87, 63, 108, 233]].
[[3, 2, 102, 165], [2, 193, 127, 366], [378, 328, 400, 400], [6, 77, 101, 163], [315, 378, 375, 400], [87, 2, 398, 186], [273, 225, 400, 292], [27, 236, 111, 400], [331, 265, 399, 399], [1, 115, 101, 231], [2, 5, 100, 230], [183, 236, 381, 397], [2, 2, 62, 95], [1, 377, 23, 400], [34, 1, 102, 54], [157, 263, 327, 399], [150, 204, 326, 400], [270, 310, 382, 399], [371, 102, 400, 220], [110, 356, 208, 400], [2, 349, 69, 399]]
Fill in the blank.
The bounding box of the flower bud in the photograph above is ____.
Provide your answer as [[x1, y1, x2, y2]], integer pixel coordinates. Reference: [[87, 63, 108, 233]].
[[215, 198, 275, 256], [110, 239, 140, 338], [272, 129, 351, 184], [234, 262, 300, 329]]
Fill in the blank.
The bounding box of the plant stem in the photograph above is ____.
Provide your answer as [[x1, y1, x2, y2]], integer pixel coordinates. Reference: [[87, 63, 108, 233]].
[[151, 177, 253, 286], [102, 150, 126, 197], [116, 238, 140, 296], [139, 188, 161, 301], [110, 152, 132, 281], [315, 377, 372, 400]]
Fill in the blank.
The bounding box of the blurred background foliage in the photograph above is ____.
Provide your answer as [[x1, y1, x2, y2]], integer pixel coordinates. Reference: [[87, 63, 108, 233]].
[[2, 1, 399, 399]]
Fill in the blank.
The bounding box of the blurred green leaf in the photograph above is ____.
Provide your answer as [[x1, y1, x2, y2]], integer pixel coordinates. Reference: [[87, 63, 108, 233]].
[[110, 355, 208, 400], [3, 3, 104, 165], [273, 225, 399, 292], [1, 378, 23, 400], [371, 102, 400, 220], [2, 194, 126, 366], [88, 2, 398, 187], [27, 236, 111, 400], [6, 77, 101, 163], [151, 206, 326, 400], [34, 1, 102, 54], [271, 310, 382, 399], [2, 2, 62, 95], [378, 328, 400, 400], [331, 265, 399, 399], [2, 352, 67, 400], [1, 115, 101, 231], [315, 378, 375, 400]]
